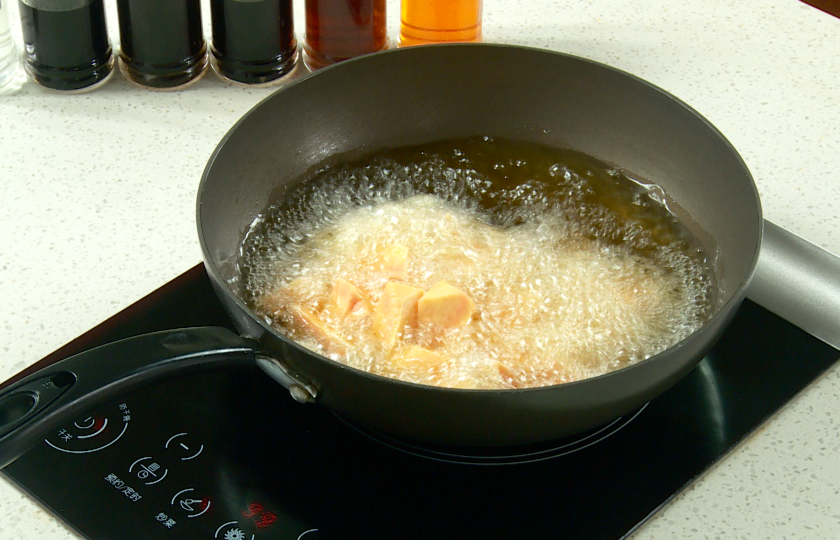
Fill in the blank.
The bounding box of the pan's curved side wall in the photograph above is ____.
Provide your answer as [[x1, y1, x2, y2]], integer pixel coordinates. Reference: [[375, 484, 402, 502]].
[[197, 45, 761, 445]]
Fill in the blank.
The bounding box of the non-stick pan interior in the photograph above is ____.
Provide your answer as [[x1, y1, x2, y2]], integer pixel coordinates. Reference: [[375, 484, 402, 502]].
[[198, 44, 761, 318]]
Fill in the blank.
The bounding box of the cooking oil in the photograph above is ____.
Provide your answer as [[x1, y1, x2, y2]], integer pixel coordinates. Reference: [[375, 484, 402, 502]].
[[241, 137, 717, 389]]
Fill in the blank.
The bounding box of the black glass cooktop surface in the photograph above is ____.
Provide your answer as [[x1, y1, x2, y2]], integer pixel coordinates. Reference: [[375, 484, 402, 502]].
[[2, 265, 838, 540]]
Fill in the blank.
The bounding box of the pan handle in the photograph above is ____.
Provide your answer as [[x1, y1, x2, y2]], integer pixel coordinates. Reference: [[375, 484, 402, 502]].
[[0, 327, 257, 469]]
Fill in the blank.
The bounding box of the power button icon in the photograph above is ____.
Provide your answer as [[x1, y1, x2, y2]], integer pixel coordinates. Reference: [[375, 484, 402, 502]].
[[165, 432, 204, 461]]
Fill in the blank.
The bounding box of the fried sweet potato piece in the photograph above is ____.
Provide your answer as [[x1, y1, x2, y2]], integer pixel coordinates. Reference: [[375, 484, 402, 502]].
[[390, 346, 448, 379], [374, 244, 409, 279], [289, 306, 350, 356], [418, 281, 475, 329], [373, 281, 424, 347], [331, 278, 369, 317], [260, 277, 315, 316]]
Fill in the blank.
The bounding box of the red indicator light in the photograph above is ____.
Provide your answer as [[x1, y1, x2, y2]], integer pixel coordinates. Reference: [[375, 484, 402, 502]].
[[243, 502, 278, 529], [242, 501, 263, 518], [93, 417, 106, 431]]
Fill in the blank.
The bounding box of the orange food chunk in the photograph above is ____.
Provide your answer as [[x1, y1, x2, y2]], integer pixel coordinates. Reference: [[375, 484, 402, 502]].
[[391, 346, 448, 377], [373, 281, 424, 347], [497, 362, 522, 388], [260, 277, 313, 315], [290, 306, 349, 355], [375, 244, 409, 279], [331, 278, 369, 316], [418, 281, 475, 329], [444, 360, 517, 390]]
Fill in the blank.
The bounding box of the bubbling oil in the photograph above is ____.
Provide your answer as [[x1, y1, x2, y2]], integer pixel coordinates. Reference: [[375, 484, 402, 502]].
[[241, 137, 717, 389]]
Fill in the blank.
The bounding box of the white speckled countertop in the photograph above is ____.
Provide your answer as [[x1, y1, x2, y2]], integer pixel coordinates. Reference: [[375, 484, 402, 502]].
[[1, 0, 839, 538]]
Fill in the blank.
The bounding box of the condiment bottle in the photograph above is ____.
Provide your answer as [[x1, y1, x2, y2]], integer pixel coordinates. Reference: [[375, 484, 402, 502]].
[[116, 0, 207, 89], [0, 0, 18, 88], [303, 0, 387, 71], [399, 0, 483, 47], [17, 0, 113, 91], [210, 0, 297, 85]]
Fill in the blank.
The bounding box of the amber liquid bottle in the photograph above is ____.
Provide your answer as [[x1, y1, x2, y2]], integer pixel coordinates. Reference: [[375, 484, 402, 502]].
[[399, 0, 483, 46], [117, 0, 207, 89], [18, 0, 113, 91], [303, 0, 387, 71], [210, 0, 297, 85]]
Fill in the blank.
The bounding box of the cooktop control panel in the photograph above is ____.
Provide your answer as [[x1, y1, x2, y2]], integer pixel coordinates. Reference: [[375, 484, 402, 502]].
[[19, 369, 322, 540]]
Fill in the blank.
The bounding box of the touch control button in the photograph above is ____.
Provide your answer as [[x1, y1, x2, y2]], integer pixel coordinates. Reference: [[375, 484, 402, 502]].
[[45, 403, 130, 454], [129, 456, 169, 485], [214, 521, 253, 540], [171, 488, 211, 518], [73, 416, 96, 430], [165, 432, 204, 460]]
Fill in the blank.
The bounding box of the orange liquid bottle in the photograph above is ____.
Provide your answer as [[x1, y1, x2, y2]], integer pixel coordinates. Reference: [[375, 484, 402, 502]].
[[399, 0, 483, 47]]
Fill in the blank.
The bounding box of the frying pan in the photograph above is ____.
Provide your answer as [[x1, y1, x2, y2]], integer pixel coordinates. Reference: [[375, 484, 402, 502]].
[[0, 44, 762, 466]]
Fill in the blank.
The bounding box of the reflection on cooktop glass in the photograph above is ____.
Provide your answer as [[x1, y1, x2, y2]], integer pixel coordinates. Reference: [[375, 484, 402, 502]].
[[2, 265, 838, 540]]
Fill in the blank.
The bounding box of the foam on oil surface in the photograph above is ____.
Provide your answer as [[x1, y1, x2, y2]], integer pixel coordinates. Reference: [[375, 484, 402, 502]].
[[240, 138, 716, 389]]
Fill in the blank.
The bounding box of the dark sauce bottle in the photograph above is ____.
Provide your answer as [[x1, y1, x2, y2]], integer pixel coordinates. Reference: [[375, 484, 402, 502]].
[[116, 0, 207, 89], [303, 0, 387, 71], [18, 0, 113, 91], [210, 0, 297, 85]]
